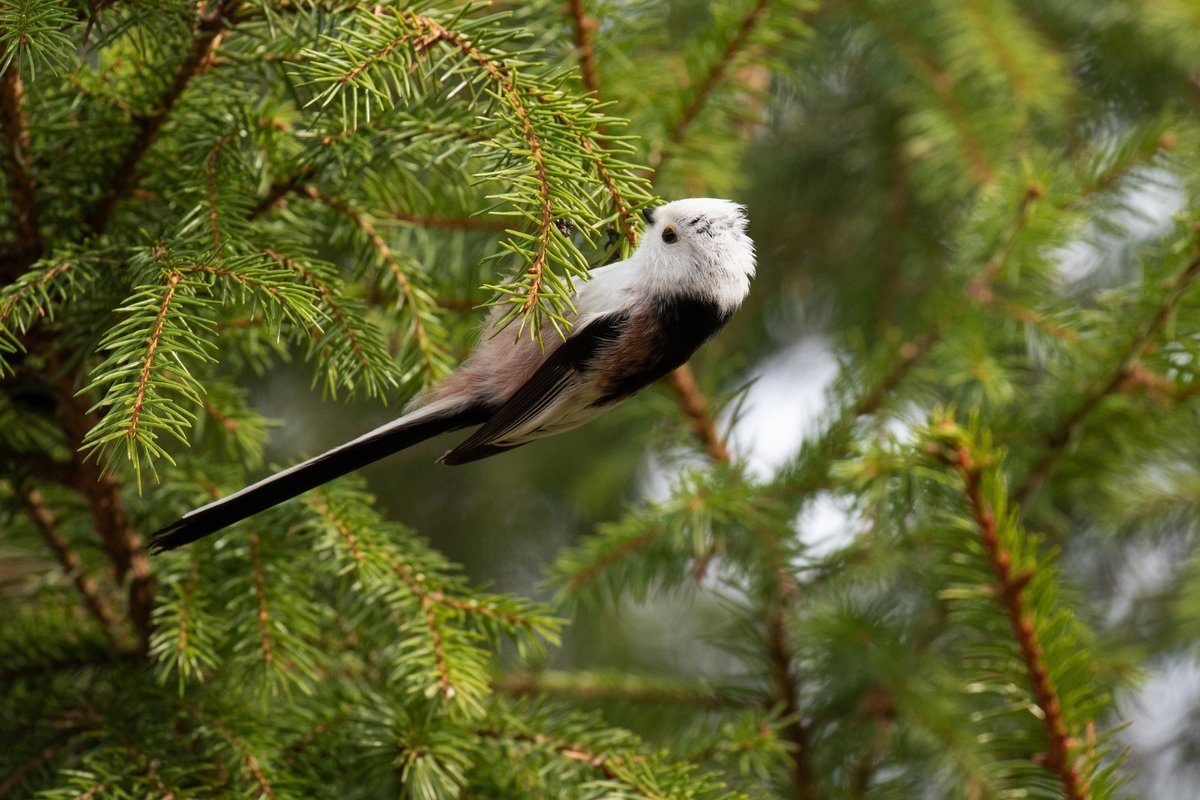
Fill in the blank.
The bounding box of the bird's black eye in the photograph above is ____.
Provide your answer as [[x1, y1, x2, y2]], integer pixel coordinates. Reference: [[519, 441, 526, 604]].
[[661, 225, 678, 244]]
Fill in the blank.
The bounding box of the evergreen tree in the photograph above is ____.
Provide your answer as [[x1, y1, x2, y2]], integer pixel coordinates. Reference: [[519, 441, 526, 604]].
[[2, 1, 1200, 799]]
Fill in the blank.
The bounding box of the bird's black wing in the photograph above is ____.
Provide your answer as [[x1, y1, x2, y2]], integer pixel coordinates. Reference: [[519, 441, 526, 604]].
[[439, 312, 628, 465]]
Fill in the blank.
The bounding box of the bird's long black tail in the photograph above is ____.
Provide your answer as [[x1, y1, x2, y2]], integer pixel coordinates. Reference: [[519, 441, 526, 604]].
[[149, 402, 491, 552]]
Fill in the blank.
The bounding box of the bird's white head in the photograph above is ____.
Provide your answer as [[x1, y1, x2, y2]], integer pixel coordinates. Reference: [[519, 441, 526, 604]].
[[636, 198, 755, 313]]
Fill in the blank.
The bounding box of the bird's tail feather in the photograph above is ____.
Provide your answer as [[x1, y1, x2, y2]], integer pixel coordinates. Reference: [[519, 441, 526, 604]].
[[149, 402, 491, 552]]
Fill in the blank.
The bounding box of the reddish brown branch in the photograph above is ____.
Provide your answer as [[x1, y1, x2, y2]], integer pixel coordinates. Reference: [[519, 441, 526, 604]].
[[18, 484, 128, 647], [86, 0, 241, 234], [966, 183, 1043, 304], [1014, 244, 1200, 508], [176, 560, 201, 663], [0, 728, 89, 798], [566, 0, 601, 96], [206, 141, 226, 252], [0, 47, 42, 273], [306, 495, 365, 563], [946, 446, 1085, 800], [129, 271, 181, 441], [248, 166, 315, 220]]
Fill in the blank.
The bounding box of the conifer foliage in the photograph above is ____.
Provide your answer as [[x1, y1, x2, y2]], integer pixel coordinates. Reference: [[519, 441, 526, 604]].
[[3, 1, 1200, 798]]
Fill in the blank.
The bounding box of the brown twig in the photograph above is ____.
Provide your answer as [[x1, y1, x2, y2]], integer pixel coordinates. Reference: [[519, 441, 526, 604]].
[[0, 47, 42, 275], [129, 271, 181, 441], [86, 0, 241, 234], [944, 444, 1086, 800], [966, 183, 1044, 303], [248, 166, 315, 221], [18, 484, 129, 647], [0, 728, 89, 799], [0, 261, 74, 328], [565, 528, 661, 593], [175, 559, 201, 666], [1014, 243, 1200, 509]]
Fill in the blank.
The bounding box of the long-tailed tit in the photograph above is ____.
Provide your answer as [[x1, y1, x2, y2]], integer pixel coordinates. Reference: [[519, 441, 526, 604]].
[[151, 198, 755, 551]]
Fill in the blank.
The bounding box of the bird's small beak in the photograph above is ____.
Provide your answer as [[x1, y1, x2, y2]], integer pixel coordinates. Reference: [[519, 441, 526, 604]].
[[642, 207, 656, 225]]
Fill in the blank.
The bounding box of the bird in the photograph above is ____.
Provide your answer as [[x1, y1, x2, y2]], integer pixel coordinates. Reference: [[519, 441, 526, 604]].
[[150, 198, 755, 551]]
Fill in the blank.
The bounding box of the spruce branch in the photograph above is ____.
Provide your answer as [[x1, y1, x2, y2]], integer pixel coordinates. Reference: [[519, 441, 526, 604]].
[[399, 11, 556, 315], [665, 365, 730, 462], [85, 0, 242, 235], [934, 430, 1086, 800], [965, 182, 1044, 304], [0, 727, 89, 799], [261, 247, 399, 398], [1014, 238, 1200, 509], [0, 45, 41, 276], [0, 260, 80, 373], [17, 483, 129, 648], [249, 165, 315, 221], [298, 185, 447, 384]]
